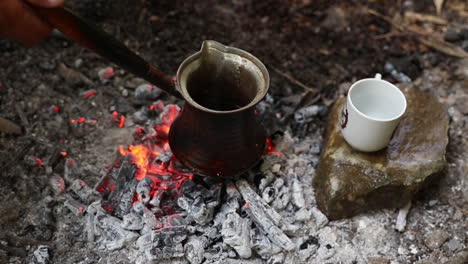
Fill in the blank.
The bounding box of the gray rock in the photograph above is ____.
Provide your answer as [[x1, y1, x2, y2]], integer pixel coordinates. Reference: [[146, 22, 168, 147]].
[[32, 245, 50, 264], [314, 86, 449, 219], [423, 229, 450, 250]]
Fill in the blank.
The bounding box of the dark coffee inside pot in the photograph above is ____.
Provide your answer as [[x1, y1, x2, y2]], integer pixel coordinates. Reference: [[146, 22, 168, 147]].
[[186, 55, 259, 111]]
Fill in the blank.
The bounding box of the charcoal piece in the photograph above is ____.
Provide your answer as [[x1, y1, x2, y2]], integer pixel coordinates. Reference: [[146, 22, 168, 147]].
[[32, 245, 49, 264], [178, 182, 221, 225], [297, 237, 319, 262], [108, 160, 137, 217], [64, 158, 80, 183], [267, 253, 285, 264], [140, 228, 187, 260], [136, 177, 153, 205], [133, 107, 150, 124], [85, 212, 95, 242], [271, 186, 290, 210], [262, 186, 277, 204], [310, 207, 329, 228], [49, 176, 65, 195], [236, 179, 294, 251], [295, 208, 312, 222], [135, 84, 162, 101], [138, 202, 161, 234], [291, 177, 305, 208], [156, 151, 173, 163], [95, 214, 139, 251], [214, 197, 240, 227], [184, 236, 208, 264], [259, 172, 275, 191], [221, 213, 252, 258], [64, 197, 86, 216], [122, 212, 144, 231], [70, 179, 100, 204], [250, 228, 282, 257], [294, 105, 322, 124], [149, 188, 165, 208]]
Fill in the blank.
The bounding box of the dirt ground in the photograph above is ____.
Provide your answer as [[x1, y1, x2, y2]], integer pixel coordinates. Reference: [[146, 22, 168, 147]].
[[0, 0, 467, 263]]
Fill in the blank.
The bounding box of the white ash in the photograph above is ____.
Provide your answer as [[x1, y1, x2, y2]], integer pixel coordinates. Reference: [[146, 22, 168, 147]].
[[32, 245, 50, 264], [221, 212, 252, 258]]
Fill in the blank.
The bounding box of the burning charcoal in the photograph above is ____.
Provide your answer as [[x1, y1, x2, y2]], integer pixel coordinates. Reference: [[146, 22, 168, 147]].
[[149, 188, 165, 208], [262, 186, 277, 204], [236, 180, 294, 251], [49, 175, 65, 195], [297, 236, 319, 262], [294, 105, 322, 124], [221, 212, 252, 258], [95, 214, 139, 251], [122, 212, 144, 231], [64, 197, 86, 216], [32, 245, 50, 264], [310, 207, 329, 228], [70, 179, 100, 204], [135, 84, 162, 101], [156, 151, 173, 163], [250, 228, 282, 257], [295, 208, 312, 222], [108, 160, 137, 217], [136, 177, 153, 205], [291, 177, 305, 208], [214, 197, 240, 227]]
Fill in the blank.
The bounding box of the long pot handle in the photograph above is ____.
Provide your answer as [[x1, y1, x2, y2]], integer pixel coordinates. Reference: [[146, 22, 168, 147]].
[[32, 6, 182, 99]]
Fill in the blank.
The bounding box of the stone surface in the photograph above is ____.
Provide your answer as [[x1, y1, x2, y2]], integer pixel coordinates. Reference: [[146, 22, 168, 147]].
[[424, 229, 450, 250], [314, 86, 449, 220]]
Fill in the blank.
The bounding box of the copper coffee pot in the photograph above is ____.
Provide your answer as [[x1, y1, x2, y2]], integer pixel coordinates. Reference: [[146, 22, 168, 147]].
[[33, 7, 270, 178]]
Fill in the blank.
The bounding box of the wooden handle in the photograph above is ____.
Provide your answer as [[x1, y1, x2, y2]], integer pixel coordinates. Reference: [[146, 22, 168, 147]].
[[33, 6, 181, 99]]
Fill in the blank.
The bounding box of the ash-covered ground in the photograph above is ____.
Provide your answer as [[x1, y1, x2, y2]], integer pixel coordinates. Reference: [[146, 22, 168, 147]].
[[0, 1, 467, 263]]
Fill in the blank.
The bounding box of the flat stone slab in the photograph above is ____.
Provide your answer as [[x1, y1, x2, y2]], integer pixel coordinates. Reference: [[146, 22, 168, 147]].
[[314, 85, 449, 220]]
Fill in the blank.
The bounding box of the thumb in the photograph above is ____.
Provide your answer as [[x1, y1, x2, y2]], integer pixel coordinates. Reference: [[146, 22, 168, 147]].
[[26, 0, 65, 8]]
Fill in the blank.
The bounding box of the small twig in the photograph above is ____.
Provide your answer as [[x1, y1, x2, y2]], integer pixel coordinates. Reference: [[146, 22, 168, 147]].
[[366, 8, 468, 58], [269, 65, 318, 94]]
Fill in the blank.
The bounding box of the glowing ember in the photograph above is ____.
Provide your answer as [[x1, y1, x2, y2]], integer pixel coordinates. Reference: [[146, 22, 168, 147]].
[[112, 111, 126, 128], [154, 105, 180, 138], [83, 90, 97, 99], [254, 109, 259, 115], [119, 115, 126, 128], [146, 85, 153, 92], [70, 117, 86, 124], [0, 82, 3, 87], [34, 157, 43, 167], [60, 152, 68, 157], [52, 106, 60, 113], [102, 67, 114, 79], [265, 137, 283, 156]]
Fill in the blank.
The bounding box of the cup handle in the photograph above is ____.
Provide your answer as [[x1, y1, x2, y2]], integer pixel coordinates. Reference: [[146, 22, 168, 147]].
[[374, 73, 382, 80]]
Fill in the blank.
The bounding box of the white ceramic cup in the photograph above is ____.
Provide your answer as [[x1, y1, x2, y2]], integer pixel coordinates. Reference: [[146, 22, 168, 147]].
[[340, 74, 407, 152]]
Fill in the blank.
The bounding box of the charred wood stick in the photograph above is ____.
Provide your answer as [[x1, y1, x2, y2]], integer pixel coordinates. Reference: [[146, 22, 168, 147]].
[[269, 65, 318, 94], [32, 6, 182, 99], [235, 179, 295, 251]]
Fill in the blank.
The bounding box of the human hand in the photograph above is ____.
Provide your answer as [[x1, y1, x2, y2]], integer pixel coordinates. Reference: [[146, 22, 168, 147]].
[[0, 0, 65, 46]]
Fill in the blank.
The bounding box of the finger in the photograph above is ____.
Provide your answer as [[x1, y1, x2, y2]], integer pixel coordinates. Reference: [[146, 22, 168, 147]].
[[26, 0, 65, 8], [0, 0, 52, 46]]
